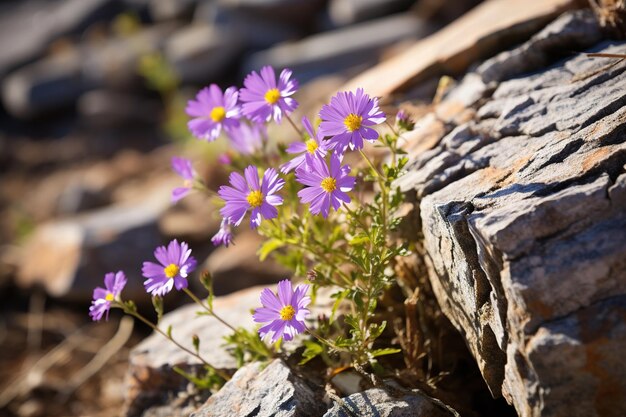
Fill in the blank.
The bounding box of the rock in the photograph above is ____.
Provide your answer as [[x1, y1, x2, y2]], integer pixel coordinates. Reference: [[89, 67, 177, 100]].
[[192, 360, 327, 417], [163, 24, 243, 85], [328, 0, 415, 27], [14, 179, 176, 300], [125, 287, 260, 417], [243, 13, 434, 83], [342, 0, 577, 100], [125, 284, 337, 416], [204, 231, 291, 295], [0, 0, 122, 77], [158, 193, 221, 244], [195, 2, 300, 50], [398, 10, 626, 417], [215, 0, 326, 26], [322, 387, 457, 417], [148, 0, 197, 21], [2, 23, 176, 118], [77, 89, 162, 127]]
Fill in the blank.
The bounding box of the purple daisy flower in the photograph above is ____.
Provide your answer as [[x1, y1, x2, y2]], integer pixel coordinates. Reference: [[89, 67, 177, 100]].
[[253, 279, 310, 343], [211, 219, 234, 247], [240, 66, 298, 123], [218, 165, 285, 229], [171, 157, 195, 203], [280, 116, 329, 174], [296, 153, 355, 218], [186, 84, 241, 142], [318, 88, 386, 153], [142, 239, 197, 297], [89, 271, 127, 321], [226, 121, 266, 155]]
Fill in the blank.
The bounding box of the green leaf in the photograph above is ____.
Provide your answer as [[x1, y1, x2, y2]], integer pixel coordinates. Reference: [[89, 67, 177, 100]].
[[299, 340, 324, 365], [348, 234, 370, 246], [258, 238, 285, 261], [370, 348, 402, 358]]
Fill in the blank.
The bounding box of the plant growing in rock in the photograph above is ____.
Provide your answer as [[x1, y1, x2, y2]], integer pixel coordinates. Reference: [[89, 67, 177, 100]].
[[89, 65, 416, 387]]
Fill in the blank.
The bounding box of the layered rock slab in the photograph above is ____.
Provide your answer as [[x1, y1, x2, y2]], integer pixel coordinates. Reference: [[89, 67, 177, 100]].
[[192, 360, 326, 417], [399, 10, 626, 417]]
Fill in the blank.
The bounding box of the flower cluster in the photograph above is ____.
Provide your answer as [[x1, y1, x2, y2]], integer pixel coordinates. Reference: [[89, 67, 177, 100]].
[[91, 65, 408, 372], [174, 66, 386, 243]]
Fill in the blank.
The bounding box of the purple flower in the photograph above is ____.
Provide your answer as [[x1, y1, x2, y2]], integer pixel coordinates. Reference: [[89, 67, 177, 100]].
[[396, 109, 414, 131], [186, 84, 241, 142], [226, 122, 266, 155], [142, 240, 197, 296], [171, 157, 194, 203], [211, 219, 234, 247], [218, 165, 285, 229], [218, 153, 232, 165], [296, 153, 355, 218], [89, 271, 127, 321], [318, 88, 386, 153], [240, 66, 298, 123], [280, 116, 329, 174], [253, 279, 310, 343]]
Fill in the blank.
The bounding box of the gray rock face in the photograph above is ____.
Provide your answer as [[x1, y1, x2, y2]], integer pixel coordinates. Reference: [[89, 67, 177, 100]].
[[192, 360, 326, 417], [398, 10, 626, 417], [322, 388, 457, 417]]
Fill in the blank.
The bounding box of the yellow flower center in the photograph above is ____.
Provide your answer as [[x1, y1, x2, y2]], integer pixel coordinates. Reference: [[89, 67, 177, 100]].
[[320, 177, 337, 192], [164, 263, 180, 279], [264, 88, 280, 105], [246, 190, 264, 208], [105, 293, 114, 302], [305, 139, 318, 154], [279, 305, 296, 321], [343, 113, 362, 132], [210, 106, 226, 122], [183, 179, 193, 188]]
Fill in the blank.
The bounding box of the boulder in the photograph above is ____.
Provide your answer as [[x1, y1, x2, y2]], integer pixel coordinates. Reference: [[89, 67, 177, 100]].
[[398, 10, 626, 417], [328, 0, 415, 27], [15, 179, 177, 301], [322, 387, 457, 417], [243, 13, 434, 83], [342, 0, 578, 99], [191, 360, 327, 417], [0, 0, 122, 77], [125, 284, 338, 416]]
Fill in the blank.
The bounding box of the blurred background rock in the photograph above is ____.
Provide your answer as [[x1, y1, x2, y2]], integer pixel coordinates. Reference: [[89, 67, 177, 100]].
[[0, 1, 482, 416]]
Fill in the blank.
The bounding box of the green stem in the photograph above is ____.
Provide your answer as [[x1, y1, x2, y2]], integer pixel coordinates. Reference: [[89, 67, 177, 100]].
[[285, 114, 304, 137], [120, 304, 231, 381], [183, 288, 237, 333]]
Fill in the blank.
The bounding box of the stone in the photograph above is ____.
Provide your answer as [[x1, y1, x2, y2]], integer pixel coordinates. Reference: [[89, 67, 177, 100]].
[[215, 0, 326, 26], [194, 2, 300, 50], [163, 24, 243, 85], [14, 179, 177, 300], [0, 0, 122, 77], [148, 0, 197, 21], [158, 193, 221, 244], [243, 14, 434, 83], [2, 23, 175, 118], [203, 231, 292, 295], [191, 360, 327, 417], [77, 89, 162, 127], [125, 285, 336, 416], [322, 388, 457, 417], [342, 0, 577, 99], [125, 287, 259, 416], [328, 0, 415, 27], [398, 10, 626, 417]]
